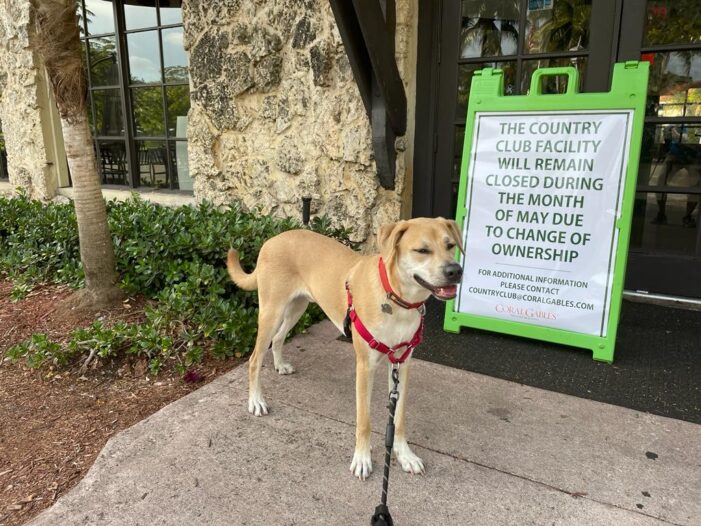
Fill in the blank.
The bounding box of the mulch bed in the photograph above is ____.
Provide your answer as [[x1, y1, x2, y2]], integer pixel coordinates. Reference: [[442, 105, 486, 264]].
[[0, 281, 242, 526]]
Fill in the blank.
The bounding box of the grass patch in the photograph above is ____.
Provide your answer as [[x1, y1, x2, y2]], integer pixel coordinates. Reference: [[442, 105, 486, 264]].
[[0, 192, 355, 373]]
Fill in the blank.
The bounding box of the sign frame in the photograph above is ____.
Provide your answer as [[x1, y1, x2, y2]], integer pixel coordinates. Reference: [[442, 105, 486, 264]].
[[444, 62, 649, 363]]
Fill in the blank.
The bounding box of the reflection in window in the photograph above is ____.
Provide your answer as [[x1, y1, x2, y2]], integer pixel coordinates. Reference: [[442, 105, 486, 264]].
[[160, 0, 183, 25], [97, 141, 128, 185], [124, 1, 157, 31], [456, 62, 516, 117], [644, 52, 701, 118], [633, 124, 701, 253], [166, 85, 189, 137], [525, 0, 590, 54], [630, 193, 698, 255], [520, 56, 586, 94], [85, 0, 115, 36], [460, 0, 519, 58], [454, 126, 465, 157], [93, 89, 124, 136], [88, 36, 119, 86], [638, 124, 701, 189], [644, 0, 701, 47], [137, 140, 168, 187], [127, 31, 161, 84], [169, 141, 191, 191], [162, 27, 188, 82], [132, 87, 165, 136]]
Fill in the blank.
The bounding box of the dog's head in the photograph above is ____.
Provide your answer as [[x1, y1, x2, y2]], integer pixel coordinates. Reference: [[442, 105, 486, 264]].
[[377, 218, 464, 301]]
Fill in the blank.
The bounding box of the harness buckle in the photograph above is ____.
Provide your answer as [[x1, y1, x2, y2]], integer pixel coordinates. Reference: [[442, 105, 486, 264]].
[[368, 338, 379, 350]]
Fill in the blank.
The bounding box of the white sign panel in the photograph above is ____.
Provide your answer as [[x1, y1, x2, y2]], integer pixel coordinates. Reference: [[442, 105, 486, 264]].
[[456, 110, 634, 337]]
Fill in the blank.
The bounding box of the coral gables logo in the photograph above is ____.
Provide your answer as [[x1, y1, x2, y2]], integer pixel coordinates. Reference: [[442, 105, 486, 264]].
[[495, 303, 557, 320]]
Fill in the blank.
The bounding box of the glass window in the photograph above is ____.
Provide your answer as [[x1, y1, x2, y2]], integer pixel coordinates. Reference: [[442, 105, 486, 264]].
[[88, 36, 119, 86], [79, 0, 190, 191], [92, 89, 124, 136], [525, 0, 591, 54], [169, 141, 191, 190], [132, 87, 165, 137], [85, 0, 115, 36], [630, 192, 699, 255], [456, 61, 516, 118], [460, 0, 520, 58], [97, 140, 128, 185], [127, 30, 162, 84], [159, 0, 183, 25], [637, 124, 701, 188], [162, 27, 188, 82], [166, 85, 189, 137], [644, 0, 701, 47], [136, 140, 168, 187], [124, 1, 158, 31], [644, 51, 701, 118], [520, 56, 587, 94], [454, 125, 465, 157]]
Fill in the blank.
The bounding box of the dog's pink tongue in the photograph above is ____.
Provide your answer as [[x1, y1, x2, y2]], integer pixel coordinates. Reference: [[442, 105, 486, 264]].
[[437, 285, 458, 299]]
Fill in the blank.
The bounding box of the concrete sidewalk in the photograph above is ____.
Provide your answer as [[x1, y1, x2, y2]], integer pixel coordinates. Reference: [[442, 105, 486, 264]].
[[29, 321, 700, 526]]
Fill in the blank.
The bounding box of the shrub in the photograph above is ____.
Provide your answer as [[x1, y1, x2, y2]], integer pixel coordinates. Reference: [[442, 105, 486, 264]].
[[0, 193, 356, 373]]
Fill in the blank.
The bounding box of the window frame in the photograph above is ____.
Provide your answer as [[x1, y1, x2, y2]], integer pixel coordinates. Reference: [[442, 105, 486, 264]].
[[79, 0, 190, 191]]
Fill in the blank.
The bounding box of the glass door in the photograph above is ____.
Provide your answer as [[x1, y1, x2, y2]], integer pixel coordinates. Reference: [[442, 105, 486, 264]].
[[413, 0, 699, 297], [418, 0, 614, 221], [621, 0, 701, 297]]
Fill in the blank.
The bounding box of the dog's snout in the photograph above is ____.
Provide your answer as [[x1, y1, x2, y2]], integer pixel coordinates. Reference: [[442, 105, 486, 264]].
[[443, 263, 463, 282]]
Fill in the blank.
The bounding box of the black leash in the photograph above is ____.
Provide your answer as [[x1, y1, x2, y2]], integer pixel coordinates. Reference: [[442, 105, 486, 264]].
[[370, 364, 400, 526]]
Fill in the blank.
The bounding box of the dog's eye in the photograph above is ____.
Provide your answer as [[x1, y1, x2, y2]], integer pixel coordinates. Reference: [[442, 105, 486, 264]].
[[446, 243, 456, 250], [414, 248, 432, 254]]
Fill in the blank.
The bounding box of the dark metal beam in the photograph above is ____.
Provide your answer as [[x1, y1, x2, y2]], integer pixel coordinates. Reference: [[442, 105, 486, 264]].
[[329, 0, 406, 189], [351, 0, 407, 136], [328, 0, 372, 115]]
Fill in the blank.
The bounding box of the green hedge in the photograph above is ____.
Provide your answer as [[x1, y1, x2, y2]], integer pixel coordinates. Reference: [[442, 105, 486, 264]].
[[0, 193, 355, 373]]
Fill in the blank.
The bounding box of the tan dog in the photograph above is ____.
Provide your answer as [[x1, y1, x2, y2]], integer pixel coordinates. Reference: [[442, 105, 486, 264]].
[[226, 218, 463, 479]]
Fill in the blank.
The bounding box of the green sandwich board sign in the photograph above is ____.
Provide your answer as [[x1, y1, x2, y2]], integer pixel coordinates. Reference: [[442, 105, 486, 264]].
[[444, 62, 649, 363]]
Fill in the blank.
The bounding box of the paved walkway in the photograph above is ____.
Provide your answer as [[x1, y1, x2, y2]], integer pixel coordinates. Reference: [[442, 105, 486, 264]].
[[28, 321, 700, 526]]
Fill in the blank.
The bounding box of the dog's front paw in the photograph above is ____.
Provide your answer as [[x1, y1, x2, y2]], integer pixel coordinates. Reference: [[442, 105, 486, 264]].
[[247, 393, 269, 416], [350, 449, 373, 480], [274, 362, 295, 375], [394, 442, 425, 475]]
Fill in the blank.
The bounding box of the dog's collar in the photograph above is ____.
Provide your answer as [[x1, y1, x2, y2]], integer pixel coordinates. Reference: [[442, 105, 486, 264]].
[[378, 257, 425, 311]]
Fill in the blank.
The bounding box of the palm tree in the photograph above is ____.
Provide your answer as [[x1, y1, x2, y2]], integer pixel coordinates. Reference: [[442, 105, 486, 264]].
[[32, 0, 122, 309]]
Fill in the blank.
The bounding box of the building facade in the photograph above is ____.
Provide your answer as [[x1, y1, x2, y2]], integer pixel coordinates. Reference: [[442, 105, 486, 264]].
[[0, 0, 699, 299]]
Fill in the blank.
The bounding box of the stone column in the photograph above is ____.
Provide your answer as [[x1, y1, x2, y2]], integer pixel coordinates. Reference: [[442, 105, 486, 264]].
[[0, 0, 62, 200], [182, 0, 419, 246]]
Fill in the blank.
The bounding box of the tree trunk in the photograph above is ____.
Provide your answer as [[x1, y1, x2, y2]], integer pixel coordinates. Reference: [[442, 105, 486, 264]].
[[61, 114, 123, 308], [32, 0, 123, 310]]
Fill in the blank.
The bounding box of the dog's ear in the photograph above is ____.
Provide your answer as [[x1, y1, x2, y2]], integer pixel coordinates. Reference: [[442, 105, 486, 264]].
[[377, 221, 409, 264], [439, 217, 464, 253]]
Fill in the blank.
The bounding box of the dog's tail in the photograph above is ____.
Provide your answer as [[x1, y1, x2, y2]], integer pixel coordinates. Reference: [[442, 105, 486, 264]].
[[226, 249, 258, 291]]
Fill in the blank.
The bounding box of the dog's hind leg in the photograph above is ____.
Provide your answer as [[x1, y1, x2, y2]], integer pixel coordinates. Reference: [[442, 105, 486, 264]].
[[271, 296, 309, 375], [247, 304, 285, 416]]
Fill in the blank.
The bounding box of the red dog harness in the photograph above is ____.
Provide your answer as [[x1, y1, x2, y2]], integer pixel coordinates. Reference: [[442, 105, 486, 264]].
[[343, 258, 425, 364]]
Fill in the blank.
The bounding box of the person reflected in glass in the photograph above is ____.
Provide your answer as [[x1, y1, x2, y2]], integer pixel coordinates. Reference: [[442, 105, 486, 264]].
[[653, 125, 699, 227]]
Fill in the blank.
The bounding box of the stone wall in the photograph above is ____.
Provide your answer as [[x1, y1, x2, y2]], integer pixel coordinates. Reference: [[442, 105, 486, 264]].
[[0, 0, 55, 200], [182, 0, 418, 244]]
